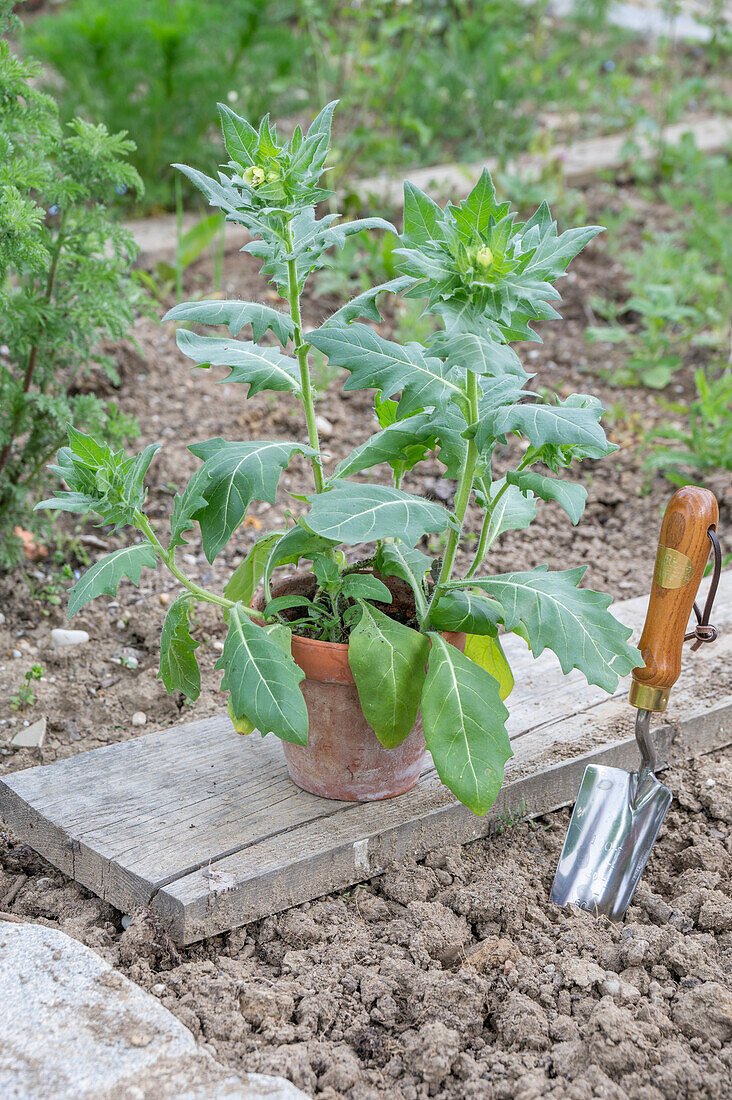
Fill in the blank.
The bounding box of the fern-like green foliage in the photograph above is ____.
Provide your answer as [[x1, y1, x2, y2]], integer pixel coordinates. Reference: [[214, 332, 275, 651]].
[[0, 6, 144, 568]]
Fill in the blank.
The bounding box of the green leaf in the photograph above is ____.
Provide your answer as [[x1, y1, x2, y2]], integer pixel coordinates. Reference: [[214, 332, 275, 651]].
[[459, 567, 642, 692], [474, 477, 537, 550], [163, 299, 294, 346], [422, 633, 511, 815], [330, 412, 436, 481], [476, 397, 609, 453], [348, 603, 430, 748], [217, 102, 258, 167], [263, 522, 338, 593], [188, 439, 316, 562], [448, 168, 507, 239], [307, 323, 463, 416], [158, 597, 201, 701], [224, 531, 286, 605], [341, 574, 392, 602], [526, 224, 604, 279], [169, 480, 210, 552], [306, 483, 454, 547], [217, 605, 308, 744], [173, 164, 241, 218], [176, 330, 301, 396], [464, 633, 514, 700], [402, 182, 447, 247], [67, 544, 157, 619], [323, 276, 413, 327], [430, 589, 501, 635], [428, 330, 526, 379], [374, 542, 432, 621], [506, 471, 587, 525]]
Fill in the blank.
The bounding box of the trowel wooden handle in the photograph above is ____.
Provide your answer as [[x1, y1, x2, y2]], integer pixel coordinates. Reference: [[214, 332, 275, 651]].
[[630, 486, 718, 712]]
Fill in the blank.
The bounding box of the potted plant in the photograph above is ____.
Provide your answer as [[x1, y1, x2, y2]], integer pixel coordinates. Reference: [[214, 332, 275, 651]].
[[40, 102, 641, 815]]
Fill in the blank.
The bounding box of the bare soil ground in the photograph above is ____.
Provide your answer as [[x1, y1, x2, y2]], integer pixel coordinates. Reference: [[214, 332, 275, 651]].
[[0, 185, 730, 1098]]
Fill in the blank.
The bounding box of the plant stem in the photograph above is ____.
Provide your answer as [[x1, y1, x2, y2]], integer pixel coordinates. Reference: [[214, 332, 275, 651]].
[[284, 235, 324, 494], [135, 512, 264, 618], [424, 369, 480, 627], [465, 452, 534, 579]]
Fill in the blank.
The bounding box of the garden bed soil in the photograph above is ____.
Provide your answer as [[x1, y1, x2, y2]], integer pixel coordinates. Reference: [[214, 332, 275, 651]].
[[1, 751, 731, 1099], [1, 182, 730, 1097]]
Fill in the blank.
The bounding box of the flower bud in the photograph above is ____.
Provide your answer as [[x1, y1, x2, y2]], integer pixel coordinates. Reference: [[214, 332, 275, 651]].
[[243, 166, 266, 187], [476, 246, 493, 268]]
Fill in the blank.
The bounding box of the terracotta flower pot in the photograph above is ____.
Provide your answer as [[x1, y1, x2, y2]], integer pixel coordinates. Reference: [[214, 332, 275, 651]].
[[253, 573, 465, 802]]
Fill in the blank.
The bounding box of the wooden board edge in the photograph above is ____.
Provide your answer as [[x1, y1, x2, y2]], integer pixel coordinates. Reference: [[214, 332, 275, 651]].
[[0, 782, 157, 917], [159, 696, 732, 943]]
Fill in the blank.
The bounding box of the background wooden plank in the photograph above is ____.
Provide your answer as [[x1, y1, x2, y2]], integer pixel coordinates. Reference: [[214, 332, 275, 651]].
[[1, 574, 729, 942]]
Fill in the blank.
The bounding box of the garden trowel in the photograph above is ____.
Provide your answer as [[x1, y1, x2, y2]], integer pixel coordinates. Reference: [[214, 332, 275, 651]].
[[551, 485, 720, 920]]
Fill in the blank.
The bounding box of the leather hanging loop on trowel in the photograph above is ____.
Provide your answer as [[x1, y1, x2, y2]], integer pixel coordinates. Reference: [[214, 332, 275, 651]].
[[550, 486, 720, 921]]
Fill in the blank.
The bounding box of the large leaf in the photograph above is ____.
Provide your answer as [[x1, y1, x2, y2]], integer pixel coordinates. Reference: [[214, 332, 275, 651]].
[[429, 589, 501, 635], [428, 330, 526, 379], [224, 531, 286, 605], [163, 300, 293, 346], [188, 439, 316, 563], [375, 542, 432, 621], [506, 470, 587, 525], [67, 544, 157, 619], [464, 633, 514, 700], [308, 323, 463, 416], [348, 603, 430, 748], [217, 605, 308, 744], [422, 633, 512, 815], [322, 276, 413, 327], [217, 102, 258, 167], [402, 182, 447, 247], [476, 397, 608, 453], [459, 567, 641, 692], [330, 412, 436, 481], [158, 596, 201, 700], [306, 483, 454, 547], [176, 330, 301, 396]]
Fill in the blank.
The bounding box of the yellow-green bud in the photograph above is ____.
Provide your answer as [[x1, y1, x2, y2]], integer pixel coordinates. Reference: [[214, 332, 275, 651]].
[[243, 165, 266, 187], [267, 169, 281, 182], [476, 246, 493, 268]]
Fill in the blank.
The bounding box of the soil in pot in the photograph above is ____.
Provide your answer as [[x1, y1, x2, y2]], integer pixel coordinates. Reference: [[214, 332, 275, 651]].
[[253, 572, 465, 803]]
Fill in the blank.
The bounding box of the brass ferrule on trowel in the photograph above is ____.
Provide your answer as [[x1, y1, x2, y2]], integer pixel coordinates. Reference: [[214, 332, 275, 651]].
[[629, 486, 721, 715]]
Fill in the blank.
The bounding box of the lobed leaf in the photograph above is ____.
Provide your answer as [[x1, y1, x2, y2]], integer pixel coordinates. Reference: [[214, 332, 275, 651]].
[[188, 439, 316, 562], [158, 596, 201, 700], [176, 330, 301, 396], [459, 567, 642, 692], [163, 299, 293, 346], [505, 470, 587, 525], [67, 544, 157, 619]]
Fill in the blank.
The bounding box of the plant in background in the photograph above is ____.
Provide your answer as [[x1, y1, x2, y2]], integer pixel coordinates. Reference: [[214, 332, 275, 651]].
[[40, 102, 641, 816], [0, 3, 143, 569], [644, 367, 732, 486], [9, 663, 43, 711]]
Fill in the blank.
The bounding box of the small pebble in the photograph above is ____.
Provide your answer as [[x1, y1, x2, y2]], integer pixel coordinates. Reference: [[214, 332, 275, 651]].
[[12, 650, 21, 659], [121, 915, 132, 930], [705, 779, 716, 789], [131, 712, 147, 726], [51, 628, 89, 649], [152, 983, 166, 996], [0, 611, 5, 625], [315, 414, 333, 439], [213, 640, 224, 651]]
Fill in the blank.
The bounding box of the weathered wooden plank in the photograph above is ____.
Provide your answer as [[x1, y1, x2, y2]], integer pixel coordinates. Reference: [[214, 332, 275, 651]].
[[1, 573, 729, 942], [156, 695, 732, 942]]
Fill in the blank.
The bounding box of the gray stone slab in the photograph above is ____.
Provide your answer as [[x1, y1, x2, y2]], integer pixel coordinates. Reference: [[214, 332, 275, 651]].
[[0, 921, 308, 1100]]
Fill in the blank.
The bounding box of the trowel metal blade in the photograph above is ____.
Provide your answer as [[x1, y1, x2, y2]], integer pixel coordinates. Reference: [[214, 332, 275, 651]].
[[550, 763, 672, 921]]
